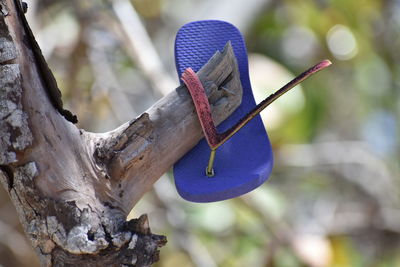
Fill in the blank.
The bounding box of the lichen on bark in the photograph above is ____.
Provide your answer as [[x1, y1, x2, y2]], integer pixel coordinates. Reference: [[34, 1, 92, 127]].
[[0, 63, 33, 164]]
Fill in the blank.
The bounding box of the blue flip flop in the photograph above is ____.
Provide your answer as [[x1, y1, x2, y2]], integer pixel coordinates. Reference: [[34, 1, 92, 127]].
[[173, 20, 273, 202]]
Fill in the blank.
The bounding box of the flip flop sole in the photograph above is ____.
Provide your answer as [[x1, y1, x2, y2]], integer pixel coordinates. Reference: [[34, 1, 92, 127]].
[[173, 20, 273, 202]]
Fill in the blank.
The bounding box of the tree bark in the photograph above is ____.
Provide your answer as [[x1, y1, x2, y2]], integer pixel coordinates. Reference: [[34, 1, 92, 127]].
[[0, 0, 242, 266]]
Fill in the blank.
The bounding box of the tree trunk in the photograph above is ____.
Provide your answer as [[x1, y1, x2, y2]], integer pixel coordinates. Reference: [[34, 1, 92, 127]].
[[0, 0, 242, 266]]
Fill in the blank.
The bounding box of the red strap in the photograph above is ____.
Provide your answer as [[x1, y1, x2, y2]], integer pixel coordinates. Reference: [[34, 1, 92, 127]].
[[181, 68, 220, 149]]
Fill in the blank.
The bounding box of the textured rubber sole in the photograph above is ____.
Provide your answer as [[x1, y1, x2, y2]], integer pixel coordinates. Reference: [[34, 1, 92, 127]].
[[173, 20, 273, 202]]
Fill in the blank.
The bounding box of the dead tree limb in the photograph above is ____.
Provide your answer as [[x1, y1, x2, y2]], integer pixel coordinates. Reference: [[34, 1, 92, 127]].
[[0, 0, 242, 266]]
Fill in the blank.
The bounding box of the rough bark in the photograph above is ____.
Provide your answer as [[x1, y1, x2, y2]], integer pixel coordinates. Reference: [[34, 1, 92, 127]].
[[0, 0, 242, 266]]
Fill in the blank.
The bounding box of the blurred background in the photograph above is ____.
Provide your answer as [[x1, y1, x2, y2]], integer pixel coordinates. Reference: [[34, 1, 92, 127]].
[[1, 0, 399, 266]]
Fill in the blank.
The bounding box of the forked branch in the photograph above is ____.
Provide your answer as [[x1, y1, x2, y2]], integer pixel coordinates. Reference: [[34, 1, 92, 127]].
[[0, 0, 243, 265]]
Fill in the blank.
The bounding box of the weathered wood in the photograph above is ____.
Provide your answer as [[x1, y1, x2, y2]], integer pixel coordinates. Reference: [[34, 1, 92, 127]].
[[0, 0, 242, 265]]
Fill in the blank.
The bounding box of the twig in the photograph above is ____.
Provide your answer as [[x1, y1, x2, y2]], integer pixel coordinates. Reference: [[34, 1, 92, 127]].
[[182, 60, 332, 176]]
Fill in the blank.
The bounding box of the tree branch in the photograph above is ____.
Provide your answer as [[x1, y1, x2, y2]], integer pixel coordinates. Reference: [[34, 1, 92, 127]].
[[0, 0, 242, 265], [92, 42, 242, 212]]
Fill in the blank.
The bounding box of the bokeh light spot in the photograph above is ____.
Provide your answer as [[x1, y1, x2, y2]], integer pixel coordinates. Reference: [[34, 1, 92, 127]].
[[326, 24, 358, 60]]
